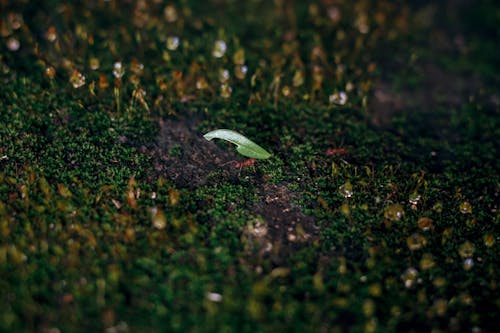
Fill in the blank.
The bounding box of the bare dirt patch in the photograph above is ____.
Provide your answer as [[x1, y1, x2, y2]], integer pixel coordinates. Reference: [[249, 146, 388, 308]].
[[148, 117, 319, 260]]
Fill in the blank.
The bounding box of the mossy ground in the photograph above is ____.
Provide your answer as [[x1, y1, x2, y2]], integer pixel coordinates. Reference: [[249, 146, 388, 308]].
[[1, 1, 498, 332]]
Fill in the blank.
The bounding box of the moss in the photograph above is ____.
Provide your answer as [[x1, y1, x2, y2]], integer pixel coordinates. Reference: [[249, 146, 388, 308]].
[[0, 1, 499, 332]]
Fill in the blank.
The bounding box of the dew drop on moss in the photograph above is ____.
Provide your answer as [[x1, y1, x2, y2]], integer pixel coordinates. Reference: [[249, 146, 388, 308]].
[[401, 267, 418, 288], [69, 70, 85, 88], [407, 233, 426, 251], [7, 13, 23, 30], [463, 258, 474, 271], [384, 204, 404, 222], [458, 241, 474, 258], [212, 40, 227, 58], [419, 253, 435, 270], [459, 201, 472, 214], [433, 299, 447, 316], [166, 36, 180, 51], [338, 180, 353, 198], [232, 48, 245, 65], [45, 66, 56, 79], [206, 292, 223, 302], [220, 83, 232, 98], [234, 65, 248, 80], [483, 233, 495, 247], [151, 208, 166, 230], [46, 26, 57, 42], [281, 86, 291, 96], [329, 91, 347, 105], [89, 57, 100, 70], [417, 217, 433, 231], [130, 60, 144, 75], [409, 192, 421, 209], [362, 299, 375, 316], [164, 5, 178, 22], [7, 37, 20, 51], [113, 62, 125, 79], [218, 68, 230, 83], [169, 189, 180, 206], [196, 77, 209, 90]]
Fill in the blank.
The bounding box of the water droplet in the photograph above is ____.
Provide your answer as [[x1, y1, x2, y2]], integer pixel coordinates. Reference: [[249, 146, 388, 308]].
[[151, 208, 166, 229], [166, 36, 179, 50], [459, 201, 472, 214], [401, 267, 418, 288], [329, 91, 348, 105], [46, 26, 57, 42], [292, 70, 304, 87], [212, 40, 227, 58], [196, 76, 209, 90], [61, 58, 73, 71], [433, 201, 443, 213], [232, 48, 245, 65], [368, 283, 382, 297], [407, 233, 427, 251], [89, 57, 100, 70], [338, 180, 353, 198], [408, 192, 421, 209], [345, 81, 355, 92], [220, 84, 232, 98], [130, 60, 144, 75], [206, 292, 222, 302], [113, 62, 125, 79], [234, 65, 247, 80], [417, 217, 433, 231], [45, 66, 56, 79], [433, 299, 447, 316], [69, 70, 85, 88], [362, 299, 375, 316], [384, 204, 404, 222], [218, 68, 230, 83], [164, 5, 178, 22], [419, 253, 435, 270], [6, 37, 20, 51], [355, 13, 369, 34], [483, 233, 495, 247], [458, 241, 474, 258], [327, 6, 342, 23], [247, 220, 267, 238], [463, 258, 474, 271], [281, 86, 291, 96], [169, 189, 180, 206]]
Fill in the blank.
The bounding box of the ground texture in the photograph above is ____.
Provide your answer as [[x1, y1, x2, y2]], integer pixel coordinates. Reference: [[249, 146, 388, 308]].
[[0, 1, 499, 332]]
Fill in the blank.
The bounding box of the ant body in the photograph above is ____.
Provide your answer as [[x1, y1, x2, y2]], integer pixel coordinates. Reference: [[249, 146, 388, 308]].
[[222, 158, 257, 173], [325, 147, 348, 156]]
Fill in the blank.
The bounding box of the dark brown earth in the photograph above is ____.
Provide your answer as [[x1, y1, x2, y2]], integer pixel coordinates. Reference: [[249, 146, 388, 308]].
[[148, 117, 319, 261]]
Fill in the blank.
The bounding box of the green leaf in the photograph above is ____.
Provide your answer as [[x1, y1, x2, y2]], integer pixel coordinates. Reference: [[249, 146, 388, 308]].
[[203, 129, 272, 159]]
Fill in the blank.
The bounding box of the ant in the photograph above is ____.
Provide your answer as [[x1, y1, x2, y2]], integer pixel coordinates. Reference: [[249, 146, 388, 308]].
[[325, 147, 348, 156], [325, 139, 348, 156], [222, 158, 257, 173]]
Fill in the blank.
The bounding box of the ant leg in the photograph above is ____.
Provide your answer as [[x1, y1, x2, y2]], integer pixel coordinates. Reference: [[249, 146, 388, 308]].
[[221, 160, 238, 167]]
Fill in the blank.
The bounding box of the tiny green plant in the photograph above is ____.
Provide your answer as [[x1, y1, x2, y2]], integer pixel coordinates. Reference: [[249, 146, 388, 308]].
[[203, 129, 272, 159]]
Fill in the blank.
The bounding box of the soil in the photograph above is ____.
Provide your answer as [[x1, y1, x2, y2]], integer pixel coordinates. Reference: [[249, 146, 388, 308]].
[[149, 117, 319, 260]]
